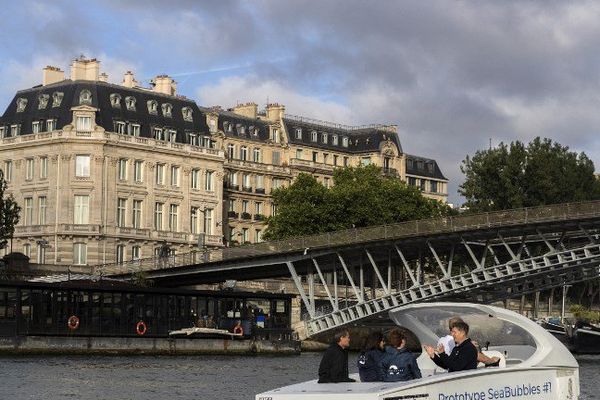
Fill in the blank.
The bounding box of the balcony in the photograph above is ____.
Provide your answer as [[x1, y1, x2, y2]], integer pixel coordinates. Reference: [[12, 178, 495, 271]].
[[254, 214, 266, 221], [255, 188, 266, 194], [289, 158, 334, 173], [227, 211, 239, 219], [15, 225, 50, 235], [383, 167, 398, 177], [242, 186, 253, 193], [241, 212, 252, 220], [116, 227, 151, 238], [226, 184, 240, 191], [190, 233, 223, 247], [59, 224, 102, 234], [226, 158, 290, 174]]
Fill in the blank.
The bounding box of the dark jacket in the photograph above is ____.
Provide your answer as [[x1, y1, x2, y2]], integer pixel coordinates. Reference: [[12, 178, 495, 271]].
[[379, 346, 422, 382], [432, 337, 478, 372], [318, 343, 355, 383], [357, 349, 385, 382]]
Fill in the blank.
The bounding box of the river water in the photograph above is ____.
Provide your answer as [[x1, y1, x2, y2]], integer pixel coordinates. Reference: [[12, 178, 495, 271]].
[[0, 353, 597, 400]]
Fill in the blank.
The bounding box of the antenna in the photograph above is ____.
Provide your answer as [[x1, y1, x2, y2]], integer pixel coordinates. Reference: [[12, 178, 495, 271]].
[[489, 138, 492, 150]]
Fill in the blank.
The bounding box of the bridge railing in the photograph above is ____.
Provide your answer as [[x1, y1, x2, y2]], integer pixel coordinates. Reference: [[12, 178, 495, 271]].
[[94, 200, 600, 275]]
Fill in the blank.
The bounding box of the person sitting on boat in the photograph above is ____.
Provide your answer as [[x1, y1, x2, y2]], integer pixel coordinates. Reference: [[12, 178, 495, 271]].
[[318, 328, 355, 383], [424, 321, 478, 372], [357, 332, 386, 382], [378, 329, 422, 382], [438, 317, 500, 367]]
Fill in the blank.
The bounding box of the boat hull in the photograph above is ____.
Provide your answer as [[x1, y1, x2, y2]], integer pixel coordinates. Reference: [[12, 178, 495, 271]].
[[572, 327, 600, 354]]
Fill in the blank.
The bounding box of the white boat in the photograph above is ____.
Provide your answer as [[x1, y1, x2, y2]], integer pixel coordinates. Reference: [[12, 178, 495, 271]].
[[256, 302, 579, 400], [168, 327, 243, 339]]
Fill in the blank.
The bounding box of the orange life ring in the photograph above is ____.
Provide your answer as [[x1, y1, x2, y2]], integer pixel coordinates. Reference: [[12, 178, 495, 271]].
[[136, 320, 147, 336], [67, 315, 80, 330], [233, 325, 244, 335]]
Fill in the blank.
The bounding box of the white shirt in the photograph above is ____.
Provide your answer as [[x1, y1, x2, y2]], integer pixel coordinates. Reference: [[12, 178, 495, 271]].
[[437, 334, 455, 356]]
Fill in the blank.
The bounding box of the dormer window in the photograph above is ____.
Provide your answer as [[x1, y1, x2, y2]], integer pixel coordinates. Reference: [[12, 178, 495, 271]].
[[38, 94, 49, 110], [32, 121, 41, 134], [182, 107, 193, 122], [322, 133, 328, 143], [417, 160, 424, 170], [147, 100, 158, 115], [332, 134, 338, 145], [125, 96, 136, 111], [427, 162, 434, 173], [342, 137, 349, 147], [0, 127, 5, 138], [311, 131, 317, 142], [115, 121, 126, 134], [168, 129, 177, 142], [16, 98, 28, 112], [11, 124, 21, 136], [110, 94, 121, 108], [52, 91, 64, 107], [153, 127, 164, 141], [162, 103, 172, 117], [239, 125, 246, 135], [407, 159, 413, 169], [253, 127, 259, 136], [295, 128, 302, 139], [271, 128, 279, 143], [226, 122, 233, 132], [188, 133, 198, 146], [79, 89, 92, 105]]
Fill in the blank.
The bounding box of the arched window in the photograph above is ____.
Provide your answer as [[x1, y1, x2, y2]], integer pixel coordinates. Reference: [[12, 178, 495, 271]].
[[162, 103, 172, 117], [182, 107, 193, 122], [110, 93, 121, 108], [125, 96, 136, 111], [79, 89, 92, 105], [52, 91, 64, 107], [38, 94, 49, 110], [147, 100, 158, 115], [16, 98, 28, 113]]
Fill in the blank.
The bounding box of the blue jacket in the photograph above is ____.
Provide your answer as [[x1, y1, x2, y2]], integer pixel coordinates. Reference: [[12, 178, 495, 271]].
[[379, 346, 422, 382], [357, 349, 385, 382]]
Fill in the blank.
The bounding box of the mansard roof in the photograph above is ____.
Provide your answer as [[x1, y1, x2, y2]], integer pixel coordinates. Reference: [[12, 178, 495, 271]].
[[214, 109, 271, 142], [0, 80, 210, 142], [405, 154, 447, 180], [283, 117, 403, 154]]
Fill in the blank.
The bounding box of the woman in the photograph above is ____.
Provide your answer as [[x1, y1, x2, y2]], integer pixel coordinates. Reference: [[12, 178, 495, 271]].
[[357, 331, 385, 382]]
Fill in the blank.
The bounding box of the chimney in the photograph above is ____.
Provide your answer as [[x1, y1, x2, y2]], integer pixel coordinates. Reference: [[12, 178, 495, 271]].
[[382, 124, 397, 133], [265, 103, 285, 122], [70, 57, 100, 81], [152, 75, 177, 96], [122, 71, 138, 88], [233, 102, 258, 119], [42, 66, 65, 86], [98, 72, 108, 82]]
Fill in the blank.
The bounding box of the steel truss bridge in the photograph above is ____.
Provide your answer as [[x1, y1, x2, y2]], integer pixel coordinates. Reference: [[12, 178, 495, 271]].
[[94, 201, 600, 338]]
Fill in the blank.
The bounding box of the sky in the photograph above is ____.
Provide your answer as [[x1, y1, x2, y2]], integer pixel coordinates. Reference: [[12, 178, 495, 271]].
[[2, 1, 600, 205]]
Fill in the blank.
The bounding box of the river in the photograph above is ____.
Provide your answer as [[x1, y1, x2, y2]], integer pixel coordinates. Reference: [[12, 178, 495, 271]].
[[0, 353, 597, 399]]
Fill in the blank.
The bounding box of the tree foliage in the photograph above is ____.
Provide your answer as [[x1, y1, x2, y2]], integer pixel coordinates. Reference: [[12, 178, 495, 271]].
[[459, 137, 600, 212], [0, 170, 20, 251], [263, 165, 452, 240]]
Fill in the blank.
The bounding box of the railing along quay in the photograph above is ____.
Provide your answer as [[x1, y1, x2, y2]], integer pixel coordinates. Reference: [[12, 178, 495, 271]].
[[94, 200, 600, 276]]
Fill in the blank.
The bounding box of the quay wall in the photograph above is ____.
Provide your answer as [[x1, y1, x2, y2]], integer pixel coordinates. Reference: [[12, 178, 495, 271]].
[[0, 336, 301, 356]]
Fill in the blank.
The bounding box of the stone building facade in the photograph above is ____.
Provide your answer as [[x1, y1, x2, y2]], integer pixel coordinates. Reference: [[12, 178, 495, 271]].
[[0, 57, 447, 267]]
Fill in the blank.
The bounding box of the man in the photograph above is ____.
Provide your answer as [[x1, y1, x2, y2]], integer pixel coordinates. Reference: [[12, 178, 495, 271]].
[[438, 317, 500, 367], [318, 328, 356, 383], [424, 321, 478, 372], [379, 329, 422, 382]]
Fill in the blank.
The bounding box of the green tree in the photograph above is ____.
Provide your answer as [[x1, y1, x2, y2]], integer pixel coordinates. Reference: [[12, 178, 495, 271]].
[[263, 165, 451, 240], [459, 137, 600, 212], [0, 170, 20, 251]]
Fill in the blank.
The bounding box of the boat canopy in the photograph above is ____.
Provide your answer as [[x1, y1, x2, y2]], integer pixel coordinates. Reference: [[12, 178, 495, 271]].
[[388, 302, 577, 369]]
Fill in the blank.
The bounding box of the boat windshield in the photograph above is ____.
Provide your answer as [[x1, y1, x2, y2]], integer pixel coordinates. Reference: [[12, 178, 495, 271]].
[[391, 305, 537, 350]]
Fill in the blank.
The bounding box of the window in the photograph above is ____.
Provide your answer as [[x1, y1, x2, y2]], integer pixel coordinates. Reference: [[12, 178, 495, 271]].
[[324, 177, 330, 188], [332, 135, 339, 146], [295, 128, 302, 139], [147, 100, 158, 114], [323, 154, 329, 164], [24, 243, 32, 258], [134, 160, 143, 182], [4, 161, 12, 182], [191, 169, 200, 189], [228, 199, 235, 212], [170, 166, 180, 186], [427, 163, 434, 173], [322, 133, 328, 143], [155, 164, 165, 185], [46, 119, 57, 132], [255, 201, 263, 215], [188, 133, 198, 146], [154, 127, 164, 141], [253, 148, 261, 163], [11, 124, 21, 136], [118, 159, 127, 180], [75, 155, 90, 177], [311, 131, 317, 142], [205, 171, 214, 191], [32, 121, 40, 134], [129, 124, 140, 136], [242, 228, 249, 243], [16, 98, 28, 112], [38, 196, 47, 225], [255, 229, 263, 243], [431, 181, 438, 193], [38, 94, 49, 109], [125, 96, 136, 111], [132, 200, 142, 228], [116, 245, 125, 264], [343, 156, 349, 167], [154, 202, 164, 230], [242, 200, 249, 213], [271, 203, 277, 216], [271, 128, 279, 143], [312, 152, 318, 162], [117, 198, 127, 227], [407, 159, 414, 169], [333, 155, 338, 166], [227, 144, 235, 159], [79, 90, 92, 105], [24, 197, 33, 225], [110, 93, 121, 108], [295, 149, 303, 159], [115, 121, 126, 134], [182, 107, 193, 122], [74, 195, 89, 224], [25, 158, 34, 180], [168, 130, 177, 142], [420, 179, 426, 191], [169, 204, 178, 231], [0, 127, 5, 138], [40, 157, 48, 179], [73, 243, 87, 265], [272, 178, 285, 190], [408, 177, 417, 186], [190, 207, 199, 234], [162, 103, 172, 117], [204, 208, 213, 235], [52, 91, 64, 107], [361, 157, 371, 166], [131, 246, 141, 261], [342, 137, 349, 147], [240, 146, 248, 161], [272, 151, 281, 166], [256, 175, 264, 189], [76, 116, 92, 131], [37, 243, 46, 264], [242, 174, 251, 189]]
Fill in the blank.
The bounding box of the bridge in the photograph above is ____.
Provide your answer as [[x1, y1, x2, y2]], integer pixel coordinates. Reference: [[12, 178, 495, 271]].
[[94, 201, 600, 337]]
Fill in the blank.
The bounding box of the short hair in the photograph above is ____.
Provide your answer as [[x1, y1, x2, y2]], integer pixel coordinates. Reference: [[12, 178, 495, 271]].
[[387, 328, 406, 347], [452, 321, 469, 335], [362, 331, 384, 352], [448, 317, 464, 330], [334, 328, 349, 343]]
